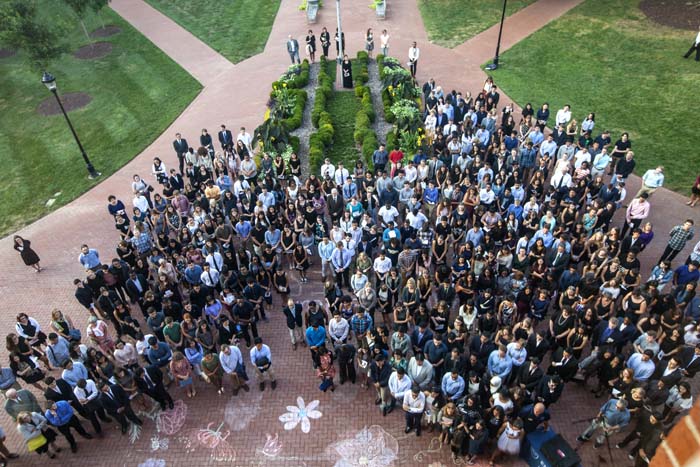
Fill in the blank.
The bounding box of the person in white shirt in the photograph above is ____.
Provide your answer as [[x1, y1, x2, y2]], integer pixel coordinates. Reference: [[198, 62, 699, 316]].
[[684, 26, 700, 61], [250, 337, 276, 391], [380, 29, 390, 56], [328, 310, 349, 348], [388, 368, 413, 411], [200, 264, 220, 288], [132, 193, 150, 214], [73, 378, 110, 435], [403, 384, 426, 435], [406, 209, 428, 230], [373, 251, 392, 285], [219, 344, 249, 395], [555, 105, 572, 128], [378, 204, 400, 226], [237, 127, 253, 154], [334, 163, 350, 186], [320, 158, 335, 179], [408, 41, 420, 77], [573, 148, 590, 169]]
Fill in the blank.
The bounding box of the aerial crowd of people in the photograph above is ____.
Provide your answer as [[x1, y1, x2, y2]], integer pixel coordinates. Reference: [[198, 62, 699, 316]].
[[5, 49, 700, 467]]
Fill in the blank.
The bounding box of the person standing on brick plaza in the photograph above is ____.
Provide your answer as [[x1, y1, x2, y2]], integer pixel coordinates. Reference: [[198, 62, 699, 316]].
[[621, 193, 650, 238], [577, 397, 630, 449], [370, 354, 393, 416], [250, 337, 277, 391], [44, 400, 93, 453], [658, 219, 694, 263], [282, 299, 305, 351]]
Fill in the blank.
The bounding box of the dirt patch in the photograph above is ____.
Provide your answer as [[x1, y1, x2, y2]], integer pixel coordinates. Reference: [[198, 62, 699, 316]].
[[0, 48, 17, 59], [73, 41, 113, 60], [37, 92, 93, 116], [640, 0, 700, 31], [90, 25, 122, 38]]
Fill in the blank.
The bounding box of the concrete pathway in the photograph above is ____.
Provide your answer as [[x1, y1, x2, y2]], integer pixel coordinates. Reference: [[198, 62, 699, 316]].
[[0, 0, 697, 465]]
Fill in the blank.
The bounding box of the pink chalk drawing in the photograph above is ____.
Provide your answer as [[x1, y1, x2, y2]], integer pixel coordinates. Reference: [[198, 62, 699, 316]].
[[260, 433, 283, 457], [328, 425, 399, 467], [179, 422, 236, 462], [156, 400, 187, 435], [278, 396, 322, 434]]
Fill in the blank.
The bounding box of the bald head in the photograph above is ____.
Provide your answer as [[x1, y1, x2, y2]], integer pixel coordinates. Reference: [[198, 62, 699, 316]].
[[534, 402, 545, 416], [5, 389, 17, 400]]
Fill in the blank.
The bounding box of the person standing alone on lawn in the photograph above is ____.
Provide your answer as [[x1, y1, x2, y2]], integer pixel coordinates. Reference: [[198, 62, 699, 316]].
[[684, 26, 700, 61]]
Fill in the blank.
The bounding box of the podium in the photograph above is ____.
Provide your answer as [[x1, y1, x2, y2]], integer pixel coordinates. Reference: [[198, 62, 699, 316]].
[[522, 429, 581, 467]]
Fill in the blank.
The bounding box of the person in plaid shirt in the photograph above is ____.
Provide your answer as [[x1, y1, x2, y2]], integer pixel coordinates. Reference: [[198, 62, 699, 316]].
[[659, 219, 694, 263]]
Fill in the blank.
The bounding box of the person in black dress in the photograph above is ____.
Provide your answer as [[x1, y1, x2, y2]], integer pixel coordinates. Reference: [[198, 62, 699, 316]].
[[320, 27, 330, 58], [305, 29, 316, 63], [13, 236, 41, 272], [341, 55, 353, 89]]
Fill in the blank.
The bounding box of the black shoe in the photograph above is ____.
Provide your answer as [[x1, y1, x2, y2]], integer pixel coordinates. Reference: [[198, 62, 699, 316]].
[[71, 445, 78, 453], [242, 384, 250, 392], [160, 404, 167, 411], [416, 430, 421, 437], [121, 425, 128, 434], [102, 417, 113, 423], [83, 433, 94, 439], [405, 426, 412, 434], [382, 407, 387, 416], [386, 405, 394, 415], [375, 398, 381, 405], [169, 402, 175, 410], [271, 380, 277, 390], [259, 382, 265, 391], [135, 418, 143, 426], [593, 441, 602, 449], [576, 436, 588, 443]]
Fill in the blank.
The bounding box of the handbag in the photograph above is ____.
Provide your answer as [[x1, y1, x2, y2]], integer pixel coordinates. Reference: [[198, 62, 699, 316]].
[[27, 433, 47, 452]]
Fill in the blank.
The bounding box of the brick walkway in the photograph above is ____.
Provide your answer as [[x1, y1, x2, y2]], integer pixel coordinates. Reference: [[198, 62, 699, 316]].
[[2, 0, 698, 466]]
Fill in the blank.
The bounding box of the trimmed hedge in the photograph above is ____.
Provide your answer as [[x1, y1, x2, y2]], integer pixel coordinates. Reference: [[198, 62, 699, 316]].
[[355, 51, 370, 85], [271, 60, 310, 90], [282, 89, 307, 131], [309, 57, 335, 174]]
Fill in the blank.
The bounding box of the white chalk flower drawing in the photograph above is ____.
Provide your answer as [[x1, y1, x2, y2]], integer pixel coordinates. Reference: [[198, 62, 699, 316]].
[[138, 459, 165, 467], [278, 396, 322, 434], [328, 425, 399, 467]]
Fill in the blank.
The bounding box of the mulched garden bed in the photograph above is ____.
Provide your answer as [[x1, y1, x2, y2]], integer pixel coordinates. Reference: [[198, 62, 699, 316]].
[[90, 25, 122, 38], [73, 41, 113, 60], [640, 0, 700, 30], [37, 92, 93, 116]]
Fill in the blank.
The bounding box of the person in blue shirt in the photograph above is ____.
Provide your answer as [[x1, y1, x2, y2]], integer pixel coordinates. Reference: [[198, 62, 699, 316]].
[[441, 368, 465, 401], [78, 244, 101, 271], [487, 346, 513, 380], [61, 360, 88, 387], [147, 336, 172, 369], [577, 398, 630, 448], [330, 242, 352, 289], [45, 400, 92, 452], [305, 323, 326, 369], [184, 262, 203, 286]]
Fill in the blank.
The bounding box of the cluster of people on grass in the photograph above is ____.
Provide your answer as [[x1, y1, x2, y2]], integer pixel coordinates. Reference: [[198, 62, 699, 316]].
[[5, 66, 700, 466]]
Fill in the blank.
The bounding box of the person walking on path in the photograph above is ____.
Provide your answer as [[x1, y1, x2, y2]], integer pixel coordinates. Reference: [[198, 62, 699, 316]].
[[408, 42, 420, 78], [286, 35, 300, 64], [659, 219, 695, 263], [684, 26, 700, 61], [13, 236, 42, 272]]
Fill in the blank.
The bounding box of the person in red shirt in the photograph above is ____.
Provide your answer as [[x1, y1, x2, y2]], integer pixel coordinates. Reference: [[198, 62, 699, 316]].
[[389, 145, 404, 178]]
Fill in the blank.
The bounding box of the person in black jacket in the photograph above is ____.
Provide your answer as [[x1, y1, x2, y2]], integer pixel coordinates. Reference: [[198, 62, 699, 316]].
[[514, 357, 544, 395], [681, 344, 700, 378], [44, 377, 84, 416], [172, 133, 189, 174], [525, 331, 550, 361], [282, 299, 304, 350], [369, 355, 393, 416], [73, 279, 94, 312], [98, 381, 143, 434], [410, 322, 433, 355], [134, 366, 174, 411], [337, 343, 357, 384], [218, 125, 233, 151], [469, 333, 496, 364], [532, 375, 563, 407]]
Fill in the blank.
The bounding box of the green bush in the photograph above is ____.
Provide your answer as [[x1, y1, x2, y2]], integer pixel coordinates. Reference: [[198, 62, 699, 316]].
[[282, 90, 307, 131]]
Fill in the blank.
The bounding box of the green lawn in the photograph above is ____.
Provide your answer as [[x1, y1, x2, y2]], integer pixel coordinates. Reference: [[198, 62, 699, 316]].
[[144, 0, 280, 63], [0, 3, 201, 236], [418, 0, 536, 48], [487, 0, 700, 194], [326, 60, 362, 167]]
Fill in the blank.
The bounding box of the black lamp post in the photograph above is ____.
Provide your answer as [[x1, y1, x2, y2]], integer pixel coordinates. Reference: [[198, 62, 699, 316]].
[[41, 71, 100, 179], [485, 0, 508, 71]]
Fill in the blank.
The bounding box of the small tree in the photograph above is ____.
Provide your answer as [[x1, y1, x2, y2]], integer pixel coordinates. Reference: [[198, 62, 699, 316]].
[[88, 0, 111, 29], [0, 1, 65, 70], [63, 0, 93, 43]]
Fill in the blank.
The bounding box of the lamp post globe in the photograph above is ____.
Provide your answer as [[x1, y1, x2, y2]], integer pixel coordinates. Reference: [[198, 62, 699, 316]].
[[41, 71, 100, 179]]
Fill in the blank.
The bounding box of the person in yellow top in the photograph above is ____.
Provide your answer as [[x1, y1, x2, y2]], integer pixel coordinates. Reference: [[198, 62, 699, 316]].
[[204, 181, 221, 208]]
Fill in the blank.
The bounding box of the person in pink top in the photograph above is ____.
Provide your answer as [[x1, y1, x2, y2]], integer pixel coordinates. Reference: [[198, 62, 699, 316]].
[[621, 192, 650, 238]]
